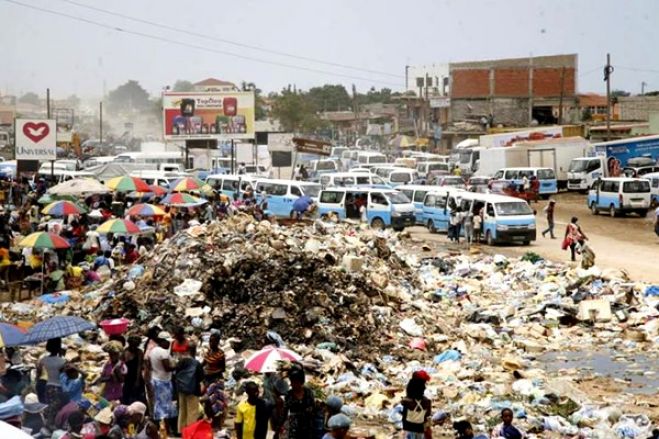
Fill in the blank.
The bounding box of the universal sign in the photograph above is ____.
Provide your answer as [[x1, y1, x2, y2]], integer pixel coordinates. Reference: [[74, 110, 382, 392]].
[[15, 118, 57, 160]]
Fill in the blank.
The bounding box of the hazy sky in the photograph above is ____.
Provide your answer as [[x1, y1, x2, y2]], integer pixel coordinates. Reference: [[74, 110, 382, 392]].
[[1, 0, 658, 100]]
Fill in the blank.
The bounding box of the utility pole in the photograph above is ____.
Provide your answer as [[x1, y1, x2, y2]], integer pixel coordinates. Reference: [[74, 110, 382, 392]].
[[405, 65, 410, 91], [641, 81, 647, 95], [528, 56, 534, 125], [558, 66, 566, 125], [604, 53, 614, 141], [47, 88, 54, 178], [99, 101, 103, 147]]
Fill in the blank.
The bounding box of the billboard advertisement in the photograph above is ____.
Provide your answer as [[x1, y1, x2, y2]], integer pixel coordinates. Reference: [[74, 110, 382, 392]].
[[53, 108, 74, 143], [162, 92, 255, 140], [15, 118, 57, 160]]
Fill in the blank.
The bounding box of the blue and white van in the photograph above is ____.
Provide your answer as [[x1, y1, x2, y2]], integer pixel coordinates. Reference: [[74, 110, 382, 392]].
[[317, 188, 415, 230], [643, 172, 659, 207], [493, 167, 558, 195], [396, 185, 459, 225], [318, 172, 390, 189], [424, 191, 536, 245], [205, 174, 257, 200], [254, 179, 321, 218], [421, 188, 468, 233], [356, 151, 387, 169], [587, 177, 651, 217]]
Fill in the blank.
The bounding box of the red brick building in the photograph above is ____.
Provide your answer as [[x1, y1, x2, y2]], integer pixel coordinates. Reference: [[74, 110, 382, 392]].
[[449, 54, 578, 126]]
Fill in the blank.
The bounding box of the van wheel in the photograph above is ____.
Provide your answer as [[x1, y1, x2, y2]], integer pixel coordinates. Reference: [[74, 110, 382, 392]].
[[371, 217, 385, 230], [609, 205, 616, 217], [590, 202, 598, 215], [427, 220, 436, 233], [639, 209, 648, 218], [486, 231, 494, 246]]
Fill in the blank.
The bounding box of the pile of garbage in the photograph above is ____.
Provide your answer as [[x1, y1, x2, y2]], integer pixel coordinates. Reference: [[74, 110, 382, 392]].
[[97, 215, 420, 359], [1, 216, 657, 438]]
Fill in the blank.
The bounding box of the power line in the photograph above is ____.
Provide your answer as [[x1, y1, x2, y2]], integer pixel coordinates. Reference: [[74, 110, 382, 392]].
[[617, 66, 659, 74], [53, 0, 404, 79], [2, 0, 402, 87], [578, 66, 601, 78]]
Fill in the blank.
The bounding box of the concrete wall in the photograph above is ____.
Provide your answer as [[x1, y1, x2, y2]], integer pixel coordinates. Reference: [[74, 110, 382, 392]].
[[619, 96, 659, 121], [451, 98, 530, 126], [406, 64, 450, 96]]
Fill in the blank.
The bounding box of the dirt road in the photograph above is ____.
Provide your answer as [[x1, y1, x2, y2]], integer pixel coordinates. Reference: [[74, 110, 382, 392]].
[[409, 192, 659, 283]]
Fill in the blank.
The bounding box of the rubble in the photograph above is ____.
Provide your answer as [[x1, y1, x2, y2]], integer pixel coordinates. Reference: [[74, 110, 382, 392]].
[[1, 216, 657, 437]]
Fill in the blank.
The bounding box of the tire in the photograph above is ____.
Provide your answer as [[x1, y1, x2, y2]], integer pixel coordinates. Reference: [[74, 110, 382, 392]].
[[427, 220, 436, 233], [639, 209, 648, 218], [609, 205, 616, 217], [393, 226, 404, 232], [486, 231, 494, 246], [371, 217, 385, 230], [590, 202, 598, 215], [523, 241, 530, 246]]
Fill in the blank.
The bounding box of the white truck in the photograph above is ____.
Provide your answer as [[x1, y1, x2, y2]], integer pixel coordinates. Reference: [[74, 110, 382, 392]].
[[513, 137, 591, 189], [567, 135, 659, 191], [477, 145, 528, 178]]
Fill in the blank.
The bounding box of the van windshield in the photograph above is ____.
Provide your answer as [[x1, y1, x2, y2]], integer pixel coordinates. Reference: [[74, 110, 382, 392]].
[[388, 192, 410, 204], [369, 156, 386, 164], [428, 163, 448, 172], [623, 180, 650, 193], [495, 202, 533, 216], [569, 160, 589, 172], [316, 161, 336, 170], [390, 172, 411, 183]]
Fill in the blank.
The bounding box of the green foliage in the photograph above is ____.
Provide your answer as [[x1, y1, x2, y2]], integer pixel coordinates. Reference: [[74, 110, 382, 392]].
[[271, 89, 325, 133], [306, 84, 352, 112], [172, 80, 194, 92], [107, 80, 151, 113]]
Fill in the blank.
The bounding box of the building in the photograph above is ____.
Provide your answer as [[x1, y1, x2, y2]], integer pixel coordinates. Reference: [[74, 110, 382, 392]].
[[618, 96, 659, 121], [449, 54, 578, 126], [192, 78, 239, 93], [405, 64, 450, 97], [576, 93, 619, 122]]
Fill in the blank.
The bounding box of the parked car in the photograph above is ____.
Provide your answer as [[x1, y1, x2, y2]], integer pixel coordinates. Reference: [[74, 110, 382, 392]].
[[430, 175, 466, 189]]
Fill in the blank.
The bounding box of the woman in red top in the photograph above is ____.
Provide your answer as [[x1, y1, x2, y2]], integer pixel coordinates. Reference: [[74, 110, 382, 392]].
[[170, 326, 190, 359]]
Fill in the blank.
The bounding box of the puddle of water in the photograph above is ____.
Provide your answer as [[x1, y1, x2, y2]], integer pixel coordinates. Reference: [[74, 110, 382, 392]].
[[537, 349, 659, 395]]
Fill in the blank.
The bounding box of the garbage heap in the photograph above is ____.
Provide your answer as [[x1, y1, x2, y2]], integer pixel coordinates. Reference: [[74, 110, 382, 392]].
[[97, 215, 419, 360]]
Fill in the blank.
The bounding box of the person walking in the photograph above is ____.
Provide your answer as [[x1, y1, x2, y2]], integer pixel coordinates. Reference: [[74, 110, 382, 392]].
[[400, 370, 432, 439], [146, 333, 177, 434], [541, 199, 556, 239], [564, 217, 587, 262], [463, 209, 474, 247], [176, 342, 204, 432], [473, 208, 483, 244], [235, 381, 270, 439], [282, 367, 316, 439], [491, 408, 526, 439]]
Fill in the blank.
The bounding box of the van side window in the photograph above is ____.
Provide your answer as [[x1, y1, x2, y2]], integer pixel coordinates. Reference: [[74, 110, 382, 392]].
[[537, 169, 555, 179], [371, 193, 388, 205], [270, 184, 288, 196], [320, 191, 343, 203], [291, 186, 302, 197], [652, 178, 659, 189], [437, 195, 447, 208], [399, 190, 413, 200], [414, 191, 427, 203], [494, 170, 504, 179], [424, 195, 436, 207], [320, 176, 330, 186], [610, 181, 620, 192], [588, 160, 601, 172], [355, 176, 369, 185], [486, 203, 495, 217]]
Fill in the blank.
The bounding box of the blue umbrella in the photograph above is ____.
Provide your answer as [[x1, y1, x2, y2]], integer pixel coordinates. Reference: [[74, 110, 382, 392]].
[[23, 316, 96, 344], [0, 323, 27, 347], [292, 195, 313, 213]]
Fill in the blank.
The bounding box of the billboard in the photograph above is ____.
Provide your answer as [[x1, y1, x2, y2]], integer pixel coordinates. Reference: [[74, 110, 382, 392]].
[[162, 92, 255, 140], [15, 118, 57, 160], [53, 108, 74, 143]]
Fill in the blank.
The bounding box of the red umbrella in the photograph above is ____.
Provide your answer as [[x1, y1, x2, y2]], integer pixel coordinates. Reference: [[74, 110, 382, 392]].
[[244, 346, 302, 373]]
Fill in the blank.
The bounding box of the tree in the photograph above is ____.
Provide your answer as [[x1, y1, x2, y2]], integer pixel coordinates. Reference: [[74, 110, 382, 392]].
[[172, 80, 194, 92], [581, 107, 592, 122], [19, 92, 40, 106], [271, 89, 324, 133], [107, 80, 151, 113], [611, 89, 630, 98], [241, 81, 267, 120], [306, 84, 352, 112]]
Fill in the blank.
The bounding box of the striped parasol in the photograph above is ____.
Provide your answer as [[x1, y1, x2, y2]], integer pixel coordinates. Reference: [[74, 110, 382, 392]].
[[18, 232, 71, 249], [126, 203, 166, 217], [244, 346, 302, 373], [97, 219, 140, 235], [160, 192, 207, 206], [41, 200, 87, 216], [106, 176, 151, 193]]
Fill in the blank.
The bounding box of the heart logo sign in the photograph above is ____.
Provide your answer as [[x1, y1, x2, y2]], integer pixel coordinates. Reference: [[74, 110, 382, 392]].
[[23, 122, 50, 143]]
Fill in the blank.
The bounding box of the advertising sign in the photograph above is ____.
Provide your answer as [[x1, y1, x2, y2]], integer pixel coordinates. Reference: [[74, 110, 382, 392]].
[[53, 108, 74, 143], [163, 92, 255, 140], [293, 137, 331, 156], [429, 97, 450, 108], [15, 118, 57, 160]]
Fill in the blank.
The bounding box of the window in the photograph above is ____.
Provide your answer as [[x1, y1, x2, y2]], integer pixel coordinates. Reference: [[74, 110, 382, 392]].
[[390, 172, 411, 183], [495, 202, 533, 216], [316, 161, 336, 171], [537, 169, 555, 180], [622, 180, 650, 193], [320, 176, 330, 186], [355, 176, 369, 185], [223, 179, 238, 191], [302, 185, 320, 197], [399, 190, 413, 200], [588, 160, 601, 172], [207, 178, 222, 189], [388, 192, 410, 204], [369, 156, 386, 164], [370, 192, 388, 205], [494, 170, 504, 179], [270, 184, 288, 196], [424, 194, 436, 207], [486, 203, 495, 217], [504, 170, 518, 180], [414, 190, 428, 203], [652, 178, 659, 189], [291, 186, 302, 197], [358, 156, 367, 164], [416, 77, 424, 87], [610, 181, 620, 193], [372, 176, 386, 184], [320, 191, 344, 204]]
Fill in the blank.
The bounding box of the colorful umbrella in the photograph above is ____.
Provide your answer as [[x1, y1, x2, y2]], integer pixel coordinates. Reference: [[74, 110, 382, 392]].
[[23, 316, 95, 344], [127, 184, 168, 199], [169, 177, 207, 192], [244, 346, 302, 373], [41, 200, 87, 216], [126, 203, 166, 217], [0, 323, 27, 348], [18, 232, 71, 249], [97, 219, 140, 235], [160, 192, 207, 206], [37, 194, 78, 205], [106, 176, 151, 193]]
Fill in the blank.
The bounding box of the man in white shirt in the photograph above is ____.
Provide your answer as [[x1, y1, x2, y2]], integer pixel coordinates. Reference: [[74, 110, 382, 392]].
[[147, 333, 177, 433]]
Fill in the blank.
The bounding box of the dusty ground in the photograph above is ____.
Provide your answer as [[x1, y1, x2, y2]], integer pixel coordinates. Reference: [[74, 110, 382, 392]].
[[408, 191, 659, 283]]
